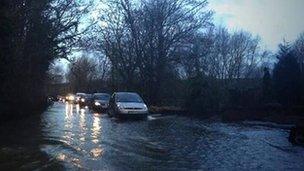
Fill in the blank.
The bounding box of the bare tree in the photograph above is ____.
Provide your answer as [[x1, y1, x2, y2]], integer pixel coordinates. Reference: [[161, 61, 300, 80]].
[[47, 60, 66, 84], [207, 27, 230, 79], [67, 55, 98, 92], [180, 27, 268, 80], [98, 0, 139, 89], [98, 0, 212, 103]]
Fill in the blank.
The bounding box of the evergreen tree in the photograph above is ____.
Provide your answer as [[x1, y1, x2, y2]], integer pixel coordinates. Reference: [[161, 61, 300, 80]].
[[273, 43, 301, 106], [278, 39, 291, 57]]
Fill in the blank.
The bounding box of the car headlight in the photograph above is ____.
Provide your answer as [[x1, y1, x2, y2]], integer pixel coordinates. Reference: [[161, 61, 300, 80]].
[[143, 104, 148, 111], [68, 95, 74, 101], [81, 98, 85, 102], [95, 102, 101, 106], [117, 104, 123, 110]]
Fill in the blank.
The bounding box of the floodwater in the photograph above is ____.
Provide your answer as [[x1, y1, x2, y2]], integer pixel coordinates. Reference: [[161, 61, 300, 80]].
[[0, 102, 304, 170]]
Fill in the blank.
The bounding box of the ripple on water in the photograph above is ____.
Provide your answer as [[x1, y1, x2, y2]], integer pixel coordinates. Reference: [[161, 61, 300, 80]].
[[38, 102, 304, 170]]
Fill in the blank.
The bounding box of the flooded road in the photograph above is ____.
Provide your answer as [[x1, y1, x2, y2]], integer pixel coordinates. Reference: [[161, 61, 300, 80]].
[[1, 102, 304, 170]]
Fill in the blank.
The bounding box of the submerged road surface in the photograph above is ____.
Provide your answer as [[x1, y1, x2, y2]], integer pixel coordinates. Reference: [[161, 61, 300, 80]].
[[0, 102, 304, 170]]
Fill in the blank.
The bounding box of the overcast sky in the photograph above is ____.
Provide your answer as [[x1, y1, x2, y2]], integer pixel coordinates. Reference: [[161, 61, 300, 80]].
[[208, 0, 304, 51]]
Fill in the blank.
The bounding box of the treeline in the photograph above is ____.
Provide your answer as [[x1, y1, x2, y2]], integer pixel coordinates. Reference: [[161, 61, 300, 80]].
[[3, 0, 302, 119], [269, 37, 304, 107], [72, 0, 303, 115], [0, 0, 90, 121], [74, 0, 272, 113]]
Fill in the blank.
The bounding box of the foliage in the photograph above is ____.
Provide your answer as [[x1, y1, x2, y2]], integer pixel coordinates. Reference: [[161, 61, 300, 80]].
[[273, 45, 302, 106], [0, 0, 91, 121], [67, 55, 98, 92], [185, 74, 222, 114], [98, 0, 213, 104], [2, 0, 304, 119]]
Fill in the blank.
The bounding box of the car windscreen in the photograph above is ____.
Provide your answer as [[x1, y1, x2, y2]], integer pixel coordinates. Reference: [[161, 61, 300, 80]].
[[78, 94, 86, 98], [84, 95, 92, 99], [116, 93, 143, 103], [94, 94, 110, 101]]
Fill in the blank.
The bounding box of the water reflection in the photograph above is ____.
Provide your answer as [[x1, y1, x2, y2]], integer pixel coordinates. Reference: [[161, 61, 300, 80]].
[[90, 148, 104, 159], [76, 104, 80, 114], [64, 103, 74, 145], [79, 108, 86, 142], [39, 102, 304, 170], [56, 153, 82, 168], [91, 113, 101, 144], [65, 103, 73, 116], [79, 109, 86, 128], [57, 153, 67, 161]]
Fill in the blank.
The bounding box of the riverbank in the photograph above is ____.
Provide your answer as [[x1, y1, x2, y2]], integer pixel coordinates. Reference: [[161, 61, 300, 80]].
[[149, 106, 186, 115], [150, 104, 304, 124], [221, 106, 304, 125]]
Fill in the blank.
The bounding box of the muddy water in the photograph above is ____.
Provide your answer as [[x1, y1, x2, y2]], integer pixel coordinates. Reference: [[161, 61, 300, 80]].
[[0, 102, 303, 170]]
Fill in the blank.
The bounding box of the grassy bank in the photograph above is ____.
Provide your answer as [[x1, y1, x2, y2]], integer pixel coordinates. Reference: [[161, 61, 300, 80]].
[[149, 106, 186, 115], [149, 104, 304, 125], [221, 105, 304, 125]]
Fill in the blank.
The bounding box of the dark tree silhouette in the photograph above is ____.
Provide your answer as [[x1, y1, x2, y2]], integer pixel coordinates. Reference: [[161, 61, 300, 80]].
[[67, 55, 98, 93], [273, 44, 302, 106], [262, 67, 272, 103], [0, 0, 90, 122]]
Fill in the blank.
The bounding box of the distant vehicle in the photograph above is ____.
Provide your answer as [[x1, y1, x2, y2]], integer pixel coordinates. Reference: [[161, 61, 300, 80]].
[[79, 94, 93, 108], [91, 93, 110, 112], [76, 93, 86, 103], [47, 95, 57, 102], [65, 94, 75, 103], [108, 92, 148, 119], [57, 95, 65, 102], [47, 95, 56, 104]]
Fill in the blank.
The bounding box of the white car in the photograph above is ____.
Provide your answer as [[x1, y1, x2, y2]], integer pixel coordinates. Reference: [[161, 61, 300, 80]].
[[108, 92, 148, 119]]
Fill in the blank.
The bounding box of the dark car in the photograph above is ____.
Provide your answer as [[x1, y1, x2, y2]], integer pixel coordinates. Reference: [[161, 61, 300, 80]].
[[75, 93, 86, 103], [91, 93, 110, 112], [79, 94, 93, 108], [108, 92, 148, 119]]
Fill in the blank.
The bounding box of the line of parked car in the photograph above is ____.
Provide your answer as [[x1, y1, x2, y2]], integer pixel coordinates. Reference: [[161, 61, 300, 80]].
[[58, 92, 149, 119]]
